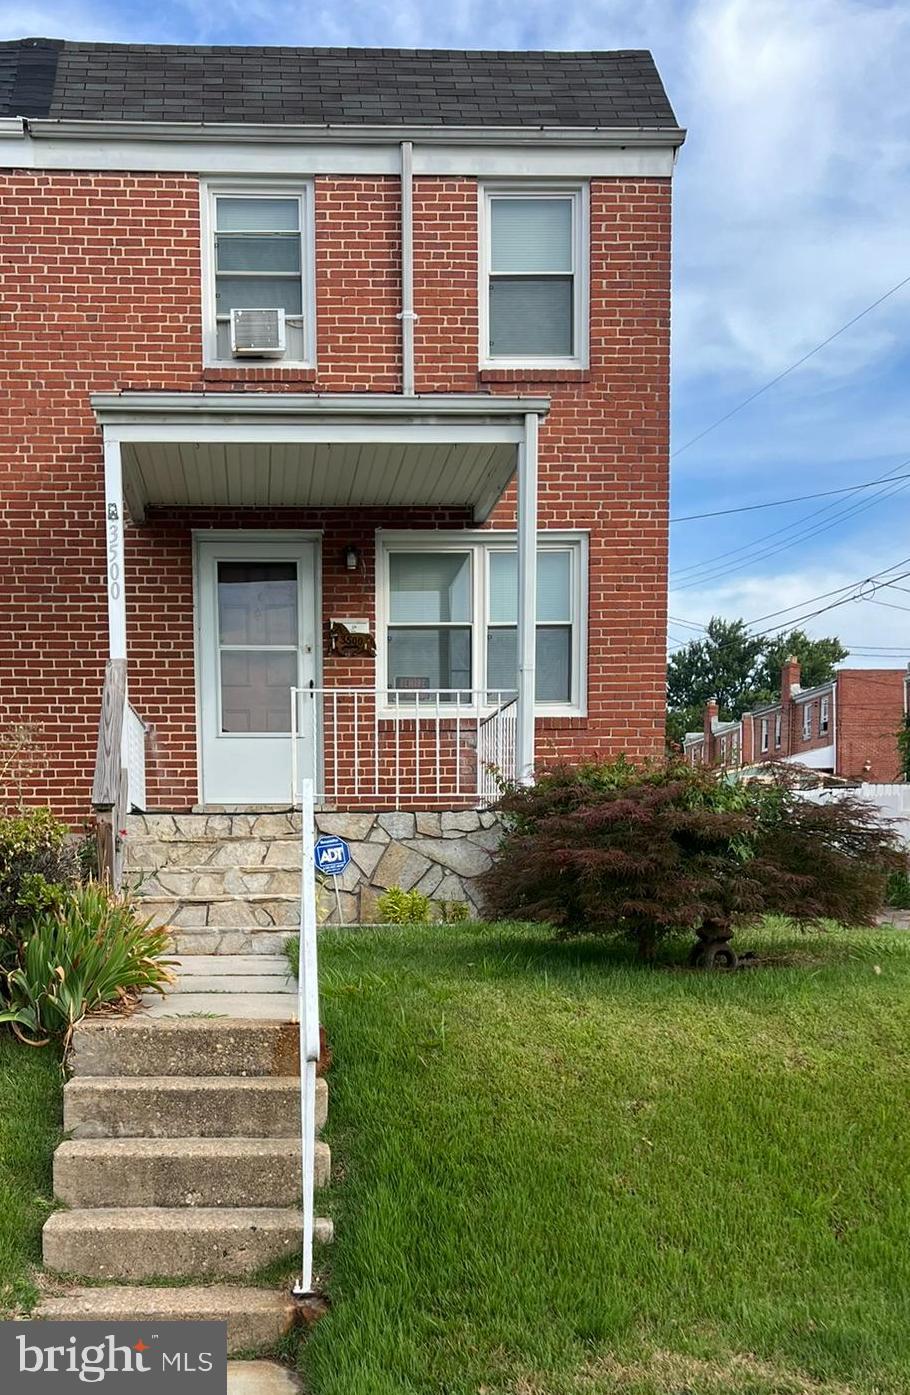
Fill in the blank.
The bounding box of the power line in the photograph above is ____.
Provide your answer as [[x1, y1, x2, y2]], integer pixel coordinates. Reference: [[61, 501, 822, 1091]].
[[860, 596, 910, 615], [670, 452, 910, 587], [671, 466, 910, 591], [667, 557, 910, 666], [669, 470, 910, 523], [671, 271, 910, 461], [671, 554, 910, 635]]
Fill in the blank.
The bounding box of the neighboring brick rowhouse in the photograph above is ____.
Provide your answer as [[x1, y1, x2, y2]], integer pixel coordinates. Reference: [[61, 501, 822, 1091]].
[[693, 662, 907, 782], [835, 670, 906, 783], [0, 172, 671, 816]]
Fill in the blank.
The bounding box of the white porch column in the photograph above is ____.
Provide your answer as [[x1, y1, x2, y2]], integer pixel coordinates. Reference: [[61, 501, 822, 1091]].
[[103, 435, 127, 661], [515, 412, 539, 785]]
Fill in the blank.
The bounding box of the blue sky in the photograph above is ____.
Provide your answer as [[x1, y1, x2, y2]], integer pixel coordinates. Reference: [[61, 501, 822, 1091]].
[[4, 0, 910, 665]]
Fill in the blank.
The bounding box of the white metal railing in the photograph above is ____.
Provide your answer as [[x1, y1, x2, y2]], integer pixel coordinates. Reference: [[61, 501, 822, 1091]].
[[290, 686, 517, 809], [124, 704, 148, 812], [478, 696, 518, 804]]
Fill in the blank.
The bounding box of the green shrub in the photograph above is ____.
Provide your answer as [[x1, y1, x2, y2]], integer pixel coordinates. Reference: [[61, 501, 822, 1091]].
[[0, 808, 79, 965], [482, 760, 906, 961], [437, 899, 470, 923], [886, 870, 910, 909], [0, 882, 174, 1046], [377, 886, 433, 924]]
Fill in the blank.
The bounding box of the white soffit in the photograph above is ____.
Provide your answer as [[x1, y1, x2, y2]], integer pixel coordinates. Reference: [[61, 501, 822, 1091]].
[[122, 439, 516, 522]]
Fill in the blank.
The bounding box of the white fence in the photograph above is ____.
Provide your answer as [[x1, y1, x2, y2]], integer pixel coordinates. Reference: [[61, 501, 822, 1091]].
[[798, 783, 910, 843], [290, 686, 517, 809]]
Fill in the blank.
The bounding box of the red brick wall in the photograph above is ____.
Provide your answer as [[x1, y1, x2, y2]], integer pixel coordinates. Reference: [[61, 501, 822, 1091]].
[[0, 169, 671, 816], [835, 670, 905, 783], [787, 689, 835, 762]]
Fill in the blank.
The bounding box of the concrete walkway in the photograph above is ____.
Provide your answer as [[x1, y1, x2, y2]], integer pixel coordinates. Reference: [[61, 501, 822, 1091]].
[[142, 954, 298, 1020], [227, 1362, 301, 1395]]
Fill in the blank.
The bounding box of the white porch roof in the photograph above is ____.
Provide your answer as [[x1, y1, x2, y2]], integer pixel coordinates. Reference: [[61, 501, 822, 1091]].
[[91, 392, 550, 524]]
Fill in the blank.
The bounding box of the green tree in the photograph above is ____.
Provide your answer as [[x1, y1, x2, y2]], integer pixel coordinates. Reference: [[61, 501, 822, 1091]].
[[756, 630, 848, 702], [667, 619, 848, 748]]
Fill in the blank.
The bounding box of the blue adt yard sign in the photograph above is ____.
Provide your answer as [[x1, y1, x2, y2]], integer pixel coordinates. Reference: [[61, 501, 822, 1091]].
[[314, 835, 351, 877]]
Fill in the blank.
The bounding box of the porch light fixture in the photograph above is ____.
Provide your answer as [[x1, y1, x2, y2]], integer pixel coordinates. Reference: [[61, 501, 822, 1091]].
[[343, 545, 362, 572]]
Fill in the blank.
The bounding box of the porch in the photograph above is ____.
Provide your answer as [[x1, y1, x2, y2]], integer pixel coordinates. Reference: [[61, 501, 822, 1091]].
[[91, 392, 547, 885]]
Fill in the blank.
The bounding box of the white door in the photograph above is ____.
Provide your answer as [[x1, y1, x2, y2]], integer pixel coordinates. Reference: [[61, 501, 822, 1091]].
[[196, 535, 318, 805]]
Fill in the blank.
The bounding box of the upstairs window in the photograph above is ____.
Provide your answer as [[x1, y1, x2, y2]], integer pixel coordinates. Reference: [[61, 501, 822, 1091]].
[[201, 184, 314, 366], [760, 718, 769, 753], [481, 186, 588, 368], [820, 695, 830, 733], [774, 712, 782, 748], [802, 703, 812, 739]]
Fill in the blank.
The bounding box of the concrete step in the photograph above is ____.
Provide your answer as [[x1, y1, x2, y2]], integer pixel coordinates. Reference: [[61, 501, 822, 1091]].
[[139, 894, 301, 932], [172, 955, 292, 975], [64, 1076, 328, 1139], [141, 992, 299, 1020], [43, 1207, 332, 1280], [169, 975, 296, 995], [70, 1018, 303, 1078], [53, 1137, 330, 1208], [124, 813, 303, 841], [131, 867, 301, 899], [35, 1286, 297, 1356], [170, 930, 296, 957]]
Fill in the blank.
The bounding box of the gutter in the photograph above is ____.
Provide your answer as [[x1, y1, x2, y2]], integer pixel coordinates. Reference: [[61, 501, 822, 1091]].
[[20, 116, 687, 149], [89, 390, 551, 423]]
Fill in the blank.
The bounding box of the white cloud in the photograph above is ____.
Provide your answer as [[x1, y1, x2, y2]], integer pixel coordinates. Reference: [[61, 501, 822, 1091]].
[[671, 0, 910, 383], [670, 554, 910, 667]]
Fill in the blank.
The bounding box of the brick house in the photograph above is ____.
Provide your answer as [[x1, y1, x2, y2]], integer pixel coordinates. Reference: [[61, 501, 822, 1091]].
[[0, 39, 683, 931], [683, 658, 908, 783]]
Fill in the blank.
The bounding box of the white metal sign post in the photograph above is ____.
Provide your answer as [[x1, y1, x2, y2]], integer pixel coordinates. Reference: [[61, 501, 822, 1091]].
[[293, 776, 321, 1299]]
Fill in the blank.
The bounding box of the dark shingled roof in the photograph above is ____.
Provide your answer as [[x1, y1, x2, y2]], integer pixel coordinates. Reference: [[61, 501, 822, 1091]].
[[0, 38, 679, 130]]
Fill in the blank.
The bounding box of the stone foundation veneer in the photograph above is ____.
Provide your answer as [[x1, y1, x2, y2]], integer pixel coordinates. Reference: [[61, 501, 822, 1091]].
[[124, 810, 502, 952], [313, 809, 502, 921]]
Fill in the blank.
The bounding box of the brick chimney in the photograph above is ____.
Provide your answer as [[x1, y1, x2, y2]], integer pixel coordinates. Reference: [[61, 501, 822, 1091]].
[[780, 656, 801, 756], [703, 699, 718, 764], [741, 713, 755, 765]]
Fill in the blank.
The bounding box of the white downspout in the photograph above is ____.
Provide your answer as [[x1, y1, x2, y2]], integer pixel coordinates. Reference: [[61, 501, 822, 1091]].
[[516, 413, 539, 784], [399, 140, 416, 395]]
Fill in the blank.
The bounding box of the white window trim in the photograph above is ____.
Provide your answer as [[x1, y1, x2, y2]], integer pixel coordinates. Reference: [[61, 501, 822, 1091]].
[[802, 702, 812, 739], [760, 717, 769, 753], [199, 178, 317, 369], [774, 711, 782, 748], [375, 529, 588, 717], [820, 695, 830, 733], [478, 181, 590, 371]]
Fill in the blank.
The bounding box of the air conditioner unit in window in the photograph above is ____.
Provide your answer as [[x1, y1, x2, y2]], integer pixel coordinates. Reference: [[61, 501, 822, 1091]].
[[229, 307, 287, 357]]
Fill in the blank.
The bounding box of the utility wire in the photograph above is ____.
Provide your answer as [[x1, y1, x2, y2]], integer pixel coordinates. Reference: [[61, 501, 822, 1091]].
[[671, 271, 910, 461], [670, 470, 910, 523], [671, 554, 910, 635], [667, 557, 910, 659], [671, 467, 910, 591], [671, 452, 910, 586]]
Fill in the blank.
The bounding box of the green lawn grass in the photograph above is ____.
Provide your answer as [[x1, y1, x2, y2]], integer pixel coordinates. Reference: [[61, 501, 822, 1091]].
[[0, 1037, 62, 1315], [300, 920, 910, 1395]]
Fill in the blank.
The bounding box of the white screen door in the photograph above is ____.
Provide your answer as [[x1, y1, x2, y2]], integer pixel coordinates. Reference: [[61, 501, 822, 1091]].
[[196, 535, 318, 804]]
